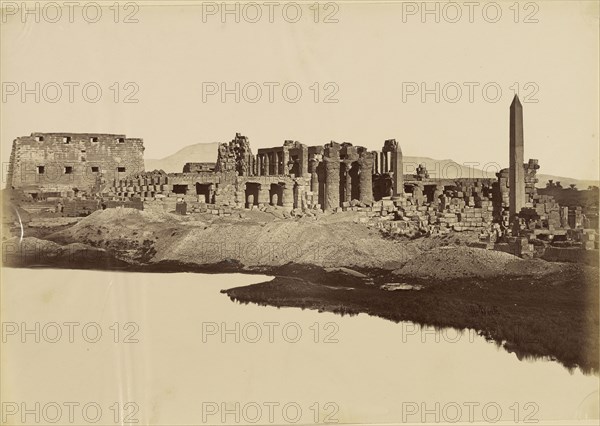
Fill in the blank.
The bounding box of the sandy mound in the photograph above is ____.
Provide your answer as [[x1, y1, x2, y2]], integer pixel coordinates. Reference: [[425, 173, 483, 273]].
[[48, 207, 185, 243], [151, 219, 418, 268], [28, 217, 81, 228], [393, 246, 560, 280], [79, 207, 181, 224]]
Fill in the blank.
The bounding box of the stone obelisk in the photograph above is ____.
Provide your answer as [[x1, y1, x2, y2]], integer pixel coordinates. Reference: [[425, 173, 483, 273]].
[[509, 94, 525, 218], [392, 142, 404, 197]]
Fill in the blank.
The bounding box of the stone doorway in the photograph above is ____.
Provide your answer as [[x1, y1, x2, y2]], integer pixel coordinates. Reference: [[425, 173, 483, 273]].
[[245, 182, 260, 208], [269, 183, 283, 206], [195, 183, 212, 203]]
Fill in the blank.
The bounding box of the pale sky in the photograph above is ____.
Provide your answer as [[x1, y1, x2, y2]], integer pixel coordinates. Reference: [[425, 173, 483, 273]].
[[1, 1, 598, 180]]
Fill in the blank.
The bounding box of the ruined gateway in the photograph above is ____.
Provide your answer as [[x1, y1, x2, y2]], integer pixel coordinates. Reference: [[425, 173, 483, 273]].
[[5, 96, 598, 256]]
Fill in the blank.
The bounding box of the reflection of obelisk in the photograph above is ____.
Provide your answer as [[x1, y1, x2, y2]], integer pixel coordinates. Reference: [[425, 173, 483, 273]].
[[509, 94, 525, 218]]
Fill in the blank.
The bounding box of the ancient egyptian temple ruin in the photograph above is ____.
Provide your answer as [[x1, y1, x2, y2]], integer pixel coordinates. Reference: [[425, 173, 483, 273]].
[[7, 132, 409, 212], [5, 96, 598, 254]]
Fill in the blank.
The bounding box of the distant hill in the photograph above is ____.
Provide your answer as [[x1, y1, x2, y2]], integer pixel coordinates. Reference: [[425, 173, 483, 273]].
[[145, 143, 598, 189], [399, 157, 496, 180], [145, 143, 218, 173], [399, 157, 598, 189], [536, 174, 598, 191]]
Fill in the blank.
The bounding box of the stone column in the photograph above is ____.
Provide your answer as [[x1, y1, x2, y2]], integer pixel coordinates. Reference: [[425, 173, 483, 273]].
[[359, 152, 374, 205], [344, 163, 352, 203], [282, 149, 289, 175], [264, 154, 270, 176], [258, 185, 270, 206], [278, 151, 284, 175], [208, 184, 215, 204], [509, 94, 525, 218], [300, 145, 309, 177], [235, 183, 245, 207], [324, 143, 340, 211], [496, 168, 510, 208], [372, 151, 380, 174], [270, 152, 276, 175], [294, 181, 303, 209], [561, 206, 569, 228], [309, 158, 319, 193], [282, 184, 294, 209]]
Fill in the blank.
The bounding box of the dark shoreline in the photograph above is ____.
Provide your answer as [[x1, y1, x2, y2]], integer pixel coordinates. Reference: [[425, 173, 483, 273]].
[[221, 265, 599, 375]]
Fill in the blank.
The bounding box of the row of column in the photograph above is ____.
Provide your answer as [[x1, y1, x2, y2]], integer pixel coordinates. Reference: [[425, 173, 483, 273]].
[[373, 150, 404, 197], [243, 158, 375, 210], [246, 183, 294, 207], [249, 152, 379, 210], [256, 151, 287, 176], [372, 151, 395, 174], [321, 151, 373, 210]]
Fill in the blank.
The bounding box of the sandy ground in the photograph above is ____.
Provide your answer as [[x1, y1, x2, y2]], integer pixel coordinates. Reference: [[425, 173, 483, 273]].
[[15, 207, 577, 281], [392, 246, 565, 280]]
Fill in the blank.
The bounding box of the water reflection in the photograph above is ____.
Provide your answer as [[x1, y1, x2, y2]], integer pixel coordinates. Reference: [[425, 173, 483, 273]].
[[2, 268, 598, 424]]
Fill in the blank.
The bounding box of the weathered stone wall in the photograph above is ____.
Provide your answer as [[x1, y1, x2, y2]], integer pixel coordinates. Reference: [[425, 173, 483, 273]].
[[215, 133, 255, 176], [61, 199, 144, 217], [7, 133, 144, 194], [283, 140, 308, 177], [107, 170, 316, 212], [182, 162, 215, 173], [538, 185, 599, 229], [494, 159, 575, 234]]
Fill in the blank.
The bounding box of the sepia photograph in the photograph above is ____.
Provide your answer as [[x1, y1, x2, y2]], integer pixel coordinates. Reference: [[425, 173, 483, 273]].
[[1, 1, 599, 424]]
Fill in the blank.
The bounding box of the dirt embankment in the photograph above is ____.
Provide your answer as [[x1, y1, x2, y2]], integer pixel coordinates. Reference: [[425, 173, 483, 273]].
[[392, 246, 565, 280], [45, 207, 420, 269], [27, 207, 575, 281]]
